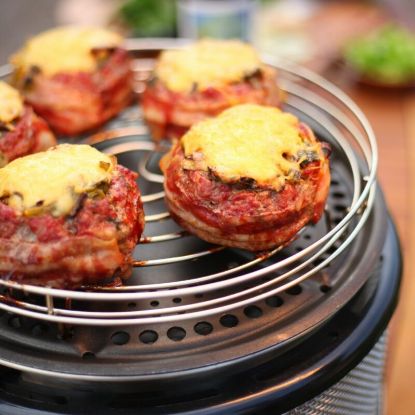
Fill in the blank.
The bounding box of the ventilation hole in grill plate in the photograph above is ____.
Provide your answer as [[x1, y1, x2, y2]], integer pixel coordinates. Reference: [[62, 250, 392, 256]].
[[285, 285, 303, 296], [150, 300, 159, 307], [8, 315, 21, 329], [244, 305, 263, 319], [334, 204, 348, 213], [320, 284, 332, 293], [266, 296, 284, 308], [172, 297, 182, 304], [194, 321, 213, 336], [167, 327, 186, 341], [111, 331, 130, 345], [82, 352, 96, 360], [326, 245, 338, 255], [139, 330, 159, 344], [220, 314, 239, 328], [313, 254, 331, 269], [332, 191, 346, 199]]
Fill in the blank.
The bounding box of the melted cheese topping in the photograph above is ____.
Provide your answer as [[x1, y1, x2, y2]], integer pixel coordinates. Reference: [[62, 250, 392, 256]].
[[11, 26, 122, 76], [155, 39, 261, 92], [0, 144, 115, 216], [0, 81, 24, 124], [182, 104, 318, 189]]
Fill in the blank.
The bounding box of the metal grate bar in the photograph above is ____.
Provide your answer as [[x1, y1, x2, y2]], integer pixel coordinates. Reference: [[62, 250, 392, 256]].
[[143, 212, 170, 222], [139, 230, 187, 243], [132, 246, 225, 267]]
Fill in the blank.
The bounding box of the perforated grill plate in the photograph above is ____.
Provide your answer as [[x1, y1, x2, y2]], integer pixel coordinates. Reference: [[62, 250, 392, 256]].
[[0, 45, 383, 380]]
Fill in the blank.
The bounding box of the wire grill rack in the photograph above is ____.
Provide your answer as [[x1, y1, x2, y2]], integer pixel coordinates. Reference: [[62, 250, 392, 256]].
[[0, 40, 378, 327]]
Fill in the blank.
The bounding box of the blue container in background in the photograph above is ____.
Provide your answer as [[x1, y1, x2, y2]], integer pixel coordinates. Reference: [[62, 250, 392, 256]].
[[177, 0, 257, 41]]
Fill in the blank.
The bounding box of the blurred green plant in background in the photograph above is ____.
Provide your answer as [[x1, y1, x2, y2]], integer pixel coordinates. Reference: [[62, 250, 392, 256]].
[[344, 24, 415, 85], [118, 0, 177, 37]]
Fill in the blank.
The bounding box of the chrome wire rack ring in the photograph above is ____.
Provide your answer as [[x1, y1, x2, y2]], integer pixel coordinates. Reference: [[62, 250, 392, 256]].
[[0, 40, 378, 327]]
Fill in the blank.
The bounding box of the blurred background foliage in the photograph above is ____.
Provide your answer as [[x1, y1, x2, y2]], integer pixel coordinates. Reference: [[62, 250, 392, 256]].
[[118, 0, 177, 37]]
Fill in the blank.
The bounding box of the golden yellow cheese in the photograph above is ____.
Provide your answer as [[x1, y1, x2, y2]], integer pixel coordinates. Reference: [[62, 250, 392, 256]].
[[0, 144, 115, 216], [0, 81, 24, 124], [181, 104, 319, 190], [155, 39, 261, 92], [11, 26, 122, 76]]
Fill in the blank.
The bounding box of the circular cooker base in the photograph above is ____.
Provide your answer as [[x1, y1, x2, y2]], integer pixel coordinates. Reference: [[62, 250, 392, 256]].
[[0, 216, 401, 414]]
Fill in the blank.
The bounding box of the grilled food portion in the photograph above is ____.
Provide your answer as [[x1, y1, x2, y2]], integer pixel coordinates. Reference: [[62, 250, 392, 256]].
[[11, 26, 133, 136], [142, 39, 283, 140], [0, 144, 144, 288], [161, 104, 330, 251], [0, 81, 56, 167]]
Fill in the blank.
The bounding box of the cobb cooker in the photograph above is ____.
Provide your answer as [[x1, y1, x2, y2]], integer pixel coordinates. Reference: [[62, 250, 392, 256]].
[[0, 40, 401, 414]]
